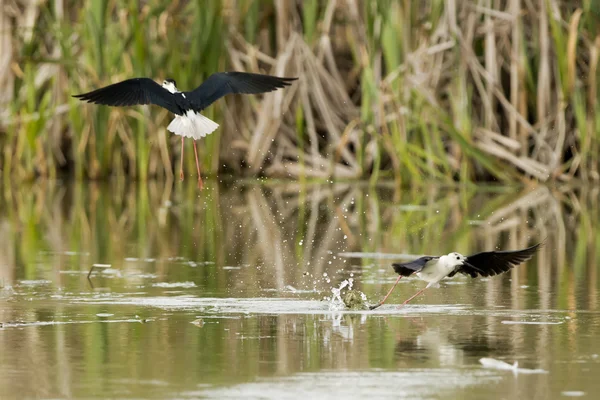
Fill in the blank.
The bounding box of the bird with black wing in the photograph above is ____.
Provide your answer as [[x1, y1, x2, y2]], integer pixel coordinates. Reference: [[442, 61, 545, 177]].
[[369, 242, 543, 310], [74, 72, 298, 189]]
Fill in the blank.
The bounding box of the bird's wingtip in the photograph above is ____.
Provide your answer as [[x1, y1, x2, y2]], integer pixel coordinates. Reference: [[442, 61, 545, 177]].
[[278, 76, 299, 86], [517, 241, 544, 260], [530, 240, 546, 251]]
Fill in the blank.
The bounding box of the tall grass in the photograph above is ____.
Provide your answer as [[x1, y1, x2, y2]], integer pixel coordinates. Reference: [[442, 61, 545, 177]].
[[0, 0, 598, 184]]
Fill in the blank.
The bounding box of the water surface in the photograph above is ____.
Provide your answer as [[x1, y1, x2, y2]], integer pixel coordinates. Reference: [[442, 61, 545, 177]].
[[0, 180, 598, 399]]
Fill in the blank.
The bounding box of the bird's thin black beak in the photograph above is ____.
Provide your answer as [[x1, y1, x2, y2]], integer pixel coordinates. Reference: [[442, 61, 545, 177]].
[[464, 261, 485, 273]]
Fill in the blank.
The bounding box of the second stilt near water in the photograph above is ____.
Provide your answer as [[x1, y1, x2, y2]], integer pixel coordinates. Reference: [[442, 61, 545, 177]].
[[369, 242, 543, 310]]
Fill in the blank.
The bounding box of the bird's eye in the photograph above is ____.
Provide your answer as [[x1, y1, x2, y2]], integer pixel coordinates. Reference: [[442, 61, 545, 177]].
[[456, 256, 460, 260]]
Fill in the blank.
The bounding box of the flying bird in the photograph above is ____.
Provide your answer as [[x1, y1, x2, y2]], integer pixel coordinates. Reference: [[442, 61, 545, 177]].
[[73, 72, 298, 188], [369, 242, 542, 310]]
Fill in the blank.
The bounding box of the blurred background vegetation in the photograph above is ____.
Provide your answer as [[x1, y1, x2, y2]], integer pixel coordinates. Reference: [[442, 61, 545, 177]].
[[1, 0, 599, 184]]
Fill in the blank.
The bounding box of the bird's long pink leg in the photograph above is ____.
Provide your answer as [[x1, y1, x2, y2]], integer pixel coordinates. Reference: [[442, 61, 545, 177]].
[[180, 137, 185, 181], [399, 287, 427, 307], [192, 140, 203, 190], [369, 275, 403, 310]]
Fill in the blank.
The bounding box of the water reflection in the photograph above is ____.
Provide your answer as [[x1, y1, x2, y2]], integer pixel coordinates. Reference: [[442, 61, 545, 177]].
[[0, 181, 595, 298], [0, 180, 599, 399]]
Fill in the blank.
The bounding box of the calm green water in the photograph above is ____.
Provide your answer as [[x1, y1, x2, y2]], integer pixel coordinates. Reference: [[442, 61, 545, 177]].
[[1, 180, 599, 399]]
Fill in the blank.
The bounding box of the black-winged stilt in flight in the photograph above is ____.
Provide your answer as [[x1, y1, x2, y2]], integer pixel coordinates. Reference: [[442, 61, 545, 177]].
[[74, 72, 297, 188], [369, 242, 542, 310]]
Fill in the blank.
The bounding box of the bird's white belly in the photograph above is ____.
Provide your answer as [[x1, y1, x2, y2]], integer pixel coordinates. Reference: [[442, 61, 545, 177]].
[[416, 264, 451, 287], [167, 110, 219, 140]]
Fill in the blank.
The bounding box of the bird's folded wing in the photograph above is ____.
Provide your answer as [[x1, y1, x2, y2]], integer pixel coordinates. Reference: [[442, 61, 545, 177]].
[[392, 257, 438, 277], [461, 242, 542, 277], [185, 72, 297, 111], [73, 78, 180, 114]]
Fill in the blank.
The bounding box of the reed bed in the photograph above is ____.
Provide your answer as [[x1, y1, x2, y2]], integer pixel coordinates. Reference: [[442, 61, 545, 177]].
[[0, 0, 598, 184]]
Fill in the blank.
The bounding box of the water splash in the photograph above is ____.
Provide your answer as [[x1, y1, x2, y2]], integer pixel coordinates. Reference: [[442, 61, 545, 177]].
[[0, 284, 15, 299], [326, 278, 367, 310], [327, 279, 351, 310]]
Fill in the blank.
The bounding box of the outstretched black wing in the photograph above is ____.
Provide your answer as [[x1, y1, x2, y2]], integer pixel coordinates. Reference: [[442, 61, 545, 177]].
[[185, 72, 297, 111], [392, 256, 439, 277], [73, 78, 180, 114], [457, 242, 542, 278]]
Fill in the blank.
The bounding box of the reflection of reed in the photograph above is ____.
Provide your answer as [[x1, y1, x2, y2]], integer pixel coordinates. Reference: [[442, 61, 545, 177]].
[[237, 184, 354, 290], [0, 220, 14, 284], [0, 182, 596, 300], [246, 186, 289, 290]]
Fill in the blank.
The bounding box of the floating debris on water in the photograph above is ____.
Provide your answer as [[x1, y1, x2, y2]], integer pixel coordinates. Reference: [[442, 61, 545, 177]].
[[342, 290, 367, 310], [191, 318, 205, 327], [327, 278, 368, 310], [96, 313, 114, 317], [479, 358, 548, 374], [561, 391, 585, 397]]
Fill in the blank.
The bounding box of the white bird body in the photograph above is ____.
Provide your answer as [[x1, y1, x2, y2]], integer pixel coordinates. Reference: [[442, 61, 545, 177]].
[[369, 243, 542, 310], [73, 72, 297, 189], [167, 109, 220, 140], [161, 81, 220, 140], [416, 253, 466, 287]]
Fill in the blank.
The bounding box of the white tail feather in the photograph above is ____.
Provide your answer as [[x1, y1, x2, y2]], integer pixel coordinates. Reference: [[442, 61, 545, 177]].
[[167, 110, 219, 140]]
